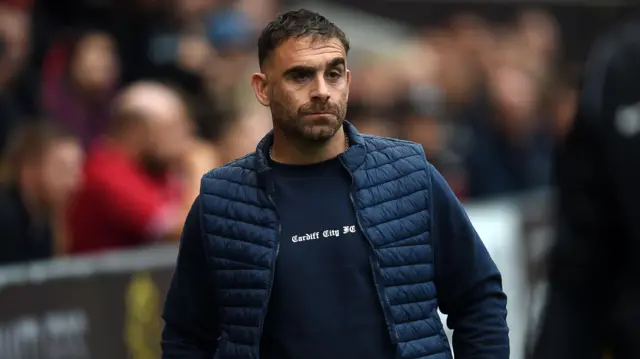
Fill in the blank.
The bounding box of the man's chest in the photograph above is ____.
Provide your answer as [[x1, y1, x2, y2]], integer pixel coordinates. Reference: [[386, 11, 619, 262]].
[[274, 177, 370, 269]]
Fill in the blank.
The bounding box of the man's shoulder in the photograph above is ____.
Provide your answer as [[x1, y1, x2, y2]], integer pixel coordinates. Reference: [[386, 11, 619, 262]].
[[201, 152, 259, 186]]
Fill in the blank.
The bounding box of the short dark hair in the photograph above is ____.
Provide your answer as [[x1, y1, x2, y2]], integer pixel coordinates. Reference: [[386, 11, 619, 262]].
[[257, 9, 350, 67]]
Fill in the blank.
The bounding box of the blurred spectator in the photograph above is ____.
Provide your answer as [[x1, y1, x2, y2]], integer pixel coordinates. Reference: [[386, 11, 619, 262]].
[[449, 13, 495, 61], [42, 30, 120, 148], [544, 64, 579, 140], [0, 0, 625, 260], [66, 81, 193, 254], [205, 3, 254, 54], [138, 0, 235, 141], [218, 108, 272, 163], [0, 3, 33, 152], [432, 24, 483, 109], [0, 121, 82, 264], [456, 33, 553, 199], [532, 18, 640, 359], [172, 0, 214, 28], [236, 0, 278, 31], [350, 117, 397, 138], [517, 9, 559, 78]]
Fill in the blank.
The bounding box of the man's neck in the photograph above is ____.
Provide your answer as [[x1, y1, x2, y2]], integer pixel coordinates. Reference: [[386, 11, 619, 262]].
[[271, 126, 348, 165]]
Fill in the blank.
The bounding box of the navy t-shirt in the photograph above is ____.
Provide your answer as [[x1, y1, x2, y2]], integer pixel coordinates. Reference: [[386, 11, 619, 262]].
[[260, 156, 394, 359]]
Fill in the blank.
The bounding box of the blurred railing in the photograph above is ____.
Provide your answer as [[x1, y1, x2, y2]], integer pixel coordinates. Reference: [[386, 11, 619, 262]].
[[0, 190, 553, 359]]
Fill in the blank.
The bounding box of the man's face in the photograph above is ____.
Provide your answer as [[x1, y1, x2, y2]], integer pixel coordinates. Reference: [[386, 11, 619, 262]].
[[40, 139, 84, 207], [252, 36, 350, 143], [71, 32, 119, 94], [142, 102, 193, 177], [0, 6, 29, 88]]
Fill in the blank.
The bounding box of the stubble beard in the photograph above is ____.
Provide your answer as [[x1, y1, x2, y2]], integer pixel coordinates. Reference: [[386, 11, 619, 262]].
[[271, 100, 347, 144]]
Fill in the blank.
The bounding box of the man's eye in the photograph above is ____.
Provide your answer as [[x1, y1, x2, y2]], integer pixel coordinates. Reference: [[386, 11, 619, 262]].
[[328, 71, 341, 79], [293, 73, 313, 82]]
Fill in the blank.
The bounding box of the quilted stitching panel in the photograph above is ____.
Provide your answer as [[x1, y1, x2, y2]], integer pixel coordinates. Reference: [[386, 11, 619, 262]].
[[203, 156, 270, 206], [200, 155, 278, 268], [355, 173, 428, 224], [391, 299, 439, 324], [377, 244, 433, 267], [386, 280, 437, 306], [201, 207, 276, 249], [217, 287, 267, 307], [200, 154, 278, 350], [397, 336, 451, 359], [354, 136, 449, 358], [380, 262, 435, 287]]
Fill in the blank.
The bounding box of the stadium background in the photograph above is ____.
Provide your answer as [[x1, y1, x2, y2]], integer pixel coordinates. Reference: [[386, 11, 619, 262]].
[[0, 0, 634, 358]]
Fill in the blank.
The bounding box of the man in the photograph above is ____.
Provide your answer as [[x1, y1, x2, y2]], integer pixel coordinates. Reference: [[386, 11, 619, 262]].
[[532, 19, 640, 359], [162, 9, 509, 359], [66, 81, 192, 253], [0, 121, 83, 264], [44, 30, 120, 148]]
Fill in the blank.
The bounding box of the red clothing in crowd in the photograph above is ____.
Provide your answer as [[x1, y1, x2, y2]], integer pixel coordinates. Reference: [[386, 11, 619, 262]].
[[67, 141, 183, 254]]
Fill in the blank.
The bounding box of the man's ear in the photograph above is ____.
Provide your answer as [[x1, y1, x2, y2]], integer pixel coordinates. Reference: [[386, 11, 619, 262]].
[[345, 69, 351, 101], [251, 73, 270, 107]]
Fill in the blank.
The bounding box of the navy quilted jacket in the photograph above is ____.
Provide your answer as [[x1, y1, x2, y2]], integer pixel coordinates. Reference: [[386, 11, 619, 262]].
[[162, 122, 509, 359]]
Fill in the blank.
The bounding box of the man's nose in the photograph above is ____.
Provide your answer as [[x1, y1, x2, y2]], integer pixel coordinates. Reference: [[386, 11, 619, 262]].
[[310, 77, 330, 102]]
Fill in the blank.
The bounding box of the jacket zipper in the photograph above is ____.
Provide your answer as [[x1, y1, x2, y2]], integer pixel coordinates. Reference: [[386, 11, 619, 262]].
[[341, 160, 399, 345]]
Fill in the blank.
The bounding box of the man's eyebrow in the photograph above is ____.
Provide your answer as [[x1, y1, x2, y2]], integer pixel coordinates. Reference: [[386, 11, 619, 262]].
[[327, 57, 346, 69], [282, 65, 315, 77], [282, 57, 346, 77]]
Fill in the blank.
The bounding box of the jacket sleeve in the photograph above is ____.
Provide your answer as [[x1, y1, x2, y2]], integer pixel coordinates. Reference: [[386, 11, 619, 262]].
[[161, 195, 219, 358], [429, 163, 509, 359]]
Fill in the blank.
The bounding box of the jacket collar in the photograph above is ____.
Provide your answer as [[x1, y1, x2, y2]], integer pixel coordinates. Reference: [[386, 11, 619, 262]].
[[340, 121, 367, 172], [255, 120, 366, 176]]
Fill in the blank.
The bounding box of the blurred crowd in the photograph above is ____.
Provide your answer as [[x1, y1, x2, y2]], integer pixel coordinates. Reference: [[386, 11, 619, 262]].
[[0, 0, 579, 265]]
